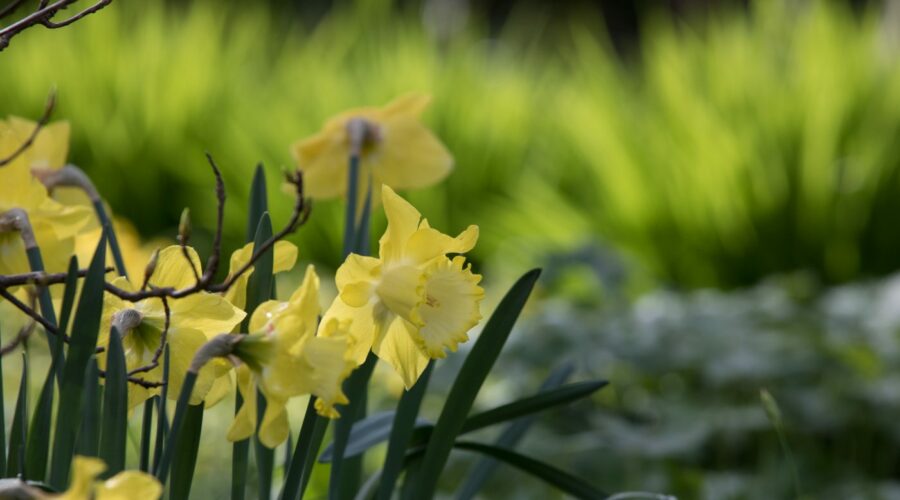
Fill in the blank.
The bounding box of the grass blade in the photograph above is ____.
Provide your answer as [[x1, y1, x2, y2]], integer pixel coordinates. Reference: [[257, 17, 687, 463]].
[[98, 326, 128, 476], [457, 363, 575, 500], [169, 403, 204, 500], [7, 352, 28, 477], [48, 232, 107, 489], [376, 361, 434, 500], [452, 441, 605, 499], [408, 269, 541, 499]]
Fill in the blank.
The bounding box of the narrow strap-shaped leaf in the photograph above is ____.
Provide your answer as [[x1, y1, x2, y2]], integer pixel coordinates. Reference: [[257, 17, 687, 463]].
[[376, 362, 434, 500], [155, 370, 197, 484], [320, 411, 406, 462], [452, 441, 606, 499], [231, 394, 250, 500], [460, 380, 607, 434], [24, 361, 56, 481], [283, 431, 293, 477], [139, 399, 154, 472], [329, 353, 377, 500], [248, 213, 276, 499], [8, 352, 28, 477], [152, 347, 171, 474], [25, 247, 59, 356], [75, 359, 101, 458], [53, 256, 82, 382], [408, 269, 541, 499], [98, 326, 128, 476], [457, 363, 575, 500], [246, 163, 268, 242], [48, 233, 107, 489], [169, 403, 204, 500]]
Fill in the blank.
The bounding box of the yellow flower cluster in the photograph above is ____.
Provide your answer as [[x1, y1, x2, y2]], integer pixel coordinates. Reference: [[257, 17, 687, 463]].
[[1, 94, 484, 465]]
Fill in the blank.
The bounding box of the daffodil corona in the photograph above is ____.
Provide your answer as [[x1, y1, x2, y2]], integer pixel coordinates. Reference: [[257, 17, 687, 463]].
[[228, 265, 356, 448], [291, 94, 453, 202], [322, 186, 483, 388]]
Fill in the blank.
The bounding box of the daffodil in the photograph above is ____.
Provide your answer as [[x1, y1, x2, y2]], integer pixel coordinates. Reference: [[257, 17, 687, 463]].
[[99, 246, 245, 409], [291, 94, 452, 202], [49, 456, 161, 500], [0, 130, 92, 276], [227, 265, 355, 448], [322, 185, 483, 388]]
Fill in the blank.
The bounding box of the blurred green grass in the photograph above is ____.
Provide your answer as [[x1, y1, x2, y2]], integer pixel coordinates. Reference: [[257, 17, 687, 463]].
[[2, 0, 900, 288]]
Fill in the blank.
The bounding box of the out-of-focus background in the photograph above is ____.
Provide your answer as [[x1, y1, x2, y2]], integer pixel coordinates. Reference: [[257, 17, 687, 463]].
[[5, 0, 900, 498]]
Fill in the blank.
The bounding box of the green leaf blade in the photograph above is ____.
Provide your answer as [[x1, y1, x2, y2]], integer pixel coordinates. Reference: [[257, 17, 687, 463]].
[[98, 326, 128, 477]]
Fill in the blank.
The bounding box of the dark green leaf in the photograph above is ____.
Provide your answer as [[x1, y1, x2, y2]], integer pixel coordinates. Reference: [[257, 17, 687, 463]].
[[0, 343, 6, 475], [246, 164, 268, 242], [48, 233, 107, 489], [329, 353, 376, 500], [319, 411, 432, 463], [376, 361, 434, 500], [99, 326, 128, 476], [75, 360, 101, 458], [25, 246, 59, 354], [25, 361, 56, 481], [408, 269, 541, 499], [8, 352, 28, 477], [255, 390, 275, 500], [152, 347, 171, 475], [169, 403, 204, 500], [155, 370, 197, 484], [460, 380, 606, 434], [457, 363, 575, 500], [452, 441, 606, 499], [139, 399, 154, 472], [91, 198, 129, 278]]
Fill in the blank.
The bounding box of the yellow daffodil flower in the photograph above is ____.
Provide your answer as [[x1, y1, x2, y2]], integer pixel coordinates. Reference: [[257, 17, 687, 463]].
[[47, 456, 161, 500], [322, 186, 483, 388], [291, 94, 452, 201], [99, 246, 245, 409], [199, 239, 300, 408], [0, 132, 92, 276], [228, 265, 355, 448]]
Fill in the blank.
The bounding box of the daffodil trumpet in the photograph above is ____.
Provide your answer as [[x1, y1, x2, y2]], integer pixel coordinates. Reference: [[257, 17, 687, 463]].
[[36, 163, 129, 278]]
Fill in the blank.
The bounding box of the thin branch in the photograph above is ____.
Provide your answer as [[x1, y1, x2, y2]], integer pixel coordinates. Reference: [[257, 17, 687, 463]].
[[98, 367, 167, 389], [0, 266, 113, 288], [0, 90, 56, 167], [0, 0, 113, 51]]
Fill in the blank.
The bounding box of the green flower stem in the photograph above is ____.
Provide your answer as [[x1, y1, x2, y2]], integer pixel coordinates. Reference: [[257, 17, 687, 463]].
[[25, 246, 60, 353], [139, 399, 154, 472], [342, 154, 361, 258], [91, 198, 128, 278]]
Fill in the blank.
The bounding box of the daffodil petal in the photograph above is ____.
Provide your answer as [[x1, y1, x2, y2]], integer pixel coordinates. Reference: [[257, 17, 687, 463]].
[[227, 366, 257, 443], [379, 186, 423, 262], [96, 470, 163, 500], [335, 254, 381, 290], [258, 395, 290, 448], [379, 93, 432, 118], [302, 333, 354, 418], [149, 246, 202, 289], [321, 298, 378, 365], [372, 315, 429, 389], [377, 119, 453, 190], [169, 292, 245, 336]]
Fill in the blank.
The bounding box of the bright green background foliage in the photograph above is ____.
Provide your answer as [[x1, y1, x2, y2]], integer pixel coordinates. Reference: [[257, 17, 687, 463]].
[[3, 1, 900, 287]]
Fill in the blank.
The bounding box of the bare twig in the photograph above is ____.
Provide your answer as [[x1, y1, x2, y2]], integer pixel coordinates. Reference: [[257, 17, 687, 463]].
[[0, 0, 113, 51], [0, 90, 56, 167], [0, 266, 112, 288]]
